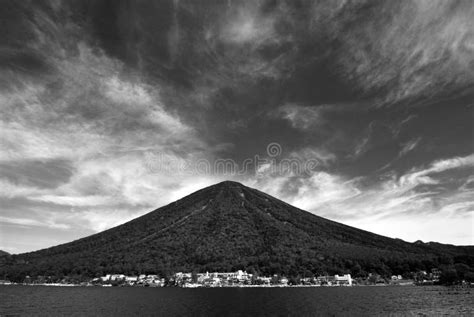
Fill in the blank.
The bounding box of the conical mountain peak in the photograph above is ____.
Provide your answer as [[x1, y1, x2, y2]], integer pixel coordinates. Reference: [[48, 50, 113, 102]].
[[211, 180, 248, 193], [215, 180, 245, 186], [184, 180, 250, 206]]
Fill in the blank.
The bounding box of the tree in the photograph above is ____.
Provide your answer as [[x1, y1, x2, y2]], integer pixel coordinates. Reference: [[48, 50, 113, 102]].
[[368, 275, 378, 284], [271, 274, 280, 285], [464, 272, 474, 283], [191, 271, 198, 283], [351, 263, 362, 277], [439, 269, 458, 285], [454, 263, 470, 280], [288, 276, 300, 285]]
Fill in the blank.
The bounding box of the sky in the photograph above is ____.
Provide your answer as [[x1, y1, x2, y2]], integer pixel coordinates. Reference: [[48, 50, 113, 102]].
[[1, 0, 473, 254]]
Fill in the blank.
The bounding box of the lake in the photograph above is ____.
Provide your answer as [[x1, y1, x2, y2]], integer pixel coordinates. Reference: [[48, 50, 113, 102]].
[[1, 285, 473, 316]]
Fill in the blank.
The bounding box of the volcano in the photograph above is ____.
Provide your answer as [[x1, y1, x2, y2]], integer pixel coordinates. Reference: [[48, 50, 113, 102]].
[[1, 181, 472, 281]]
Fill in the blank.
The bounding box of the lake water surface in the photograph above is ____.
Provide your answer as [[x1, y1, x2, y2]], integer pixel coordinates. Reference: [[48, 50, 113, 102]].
[[1, 285, 473, 316]]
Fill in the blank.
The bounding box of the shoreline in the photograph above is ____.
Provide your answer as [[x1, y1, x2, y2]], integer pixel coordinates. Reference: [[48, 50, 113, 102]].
[[1, 283, 426, 288]]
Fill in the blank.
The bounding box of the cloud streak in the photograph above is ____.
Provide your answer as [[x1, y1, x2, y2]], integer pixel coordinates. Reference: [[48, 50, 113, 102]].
[[249, 153, 474, 244]]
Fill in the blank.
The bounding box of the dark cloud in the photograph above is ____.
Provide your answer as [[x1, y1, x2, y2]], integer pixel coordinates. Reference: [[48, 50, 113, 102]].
[[0, 159, 74, 189]]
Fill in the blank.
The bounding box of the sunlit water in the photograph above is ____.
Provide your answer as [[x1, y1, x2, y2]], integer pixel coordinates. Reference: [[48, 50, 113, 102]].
[[1, 285, 473, 316]]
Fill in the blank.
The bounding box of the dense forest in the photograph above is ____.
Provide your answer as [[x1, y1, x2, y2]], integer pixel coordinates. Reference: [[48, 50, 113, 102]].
[[1, 181, 473, 283]]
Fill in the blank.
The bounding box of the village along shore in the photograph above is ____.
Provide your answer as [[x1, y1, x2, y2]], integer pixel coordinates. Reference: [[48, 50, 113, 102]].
[[2, 268, 466, 288]]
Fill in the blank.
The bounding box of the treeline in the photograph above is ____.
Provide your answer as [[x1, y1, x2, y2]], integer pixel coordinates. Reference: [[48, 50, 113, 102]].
[[1, 250, 473, 285]]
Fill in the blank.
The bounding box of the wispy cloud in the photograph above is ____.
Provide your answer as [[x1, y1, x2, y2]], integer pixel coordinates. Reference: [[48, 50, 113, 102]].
[[400, 154, 474, 186], [332, 0, 474, 106], [277, 104, 325, 130], [399, 137, 421, 157], [0, 179, 46, 198], [0, 215, 70, 230], [250, 153, 474, 244]]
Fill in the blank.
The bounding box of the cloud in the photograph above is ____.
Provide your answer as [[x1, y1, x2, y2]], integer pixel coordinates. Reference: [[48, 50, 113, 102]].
[[439, 201, 474, 217], [29, 195, 115, 207], [399, 137, 421, 157], [57, 208, 146, 233], [277, 104, 324, 130], [0, 216, 70, 230], [104, 76, 153, 105], [287, 147, 337, 168], [351, 121, 394, 158], [0, 179, 46, 198], [0, 38, 207, 200], [101, 75, 189, 134], [1, 42, 195, 161], [219, 4, 276, 45], [250, 153, 474, 244], [332, 0, 474, 105], [0, 159, 73, 189], [400, 154, 474, 187]]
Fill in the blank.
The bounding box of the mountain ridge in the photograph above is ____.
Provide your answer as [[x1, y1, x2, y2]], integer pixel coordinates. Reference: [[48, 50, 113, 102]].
[[1, 181, 472, 281]]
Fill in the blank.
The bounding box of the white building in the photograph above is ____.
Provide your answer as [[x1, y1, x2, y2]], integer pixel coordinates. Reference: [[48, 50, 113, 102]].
[[233, 270, 252, 281], [101, 274, 111, 282], [125, 276, 138, 283], [110, 274, 125, 281], [334, 274, 352, 286]]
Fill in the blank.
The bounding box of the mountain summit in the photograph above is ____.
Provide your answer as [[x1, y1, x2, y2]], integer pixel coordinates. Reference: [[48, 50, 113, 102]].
[[1, 181, 472, 280]]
